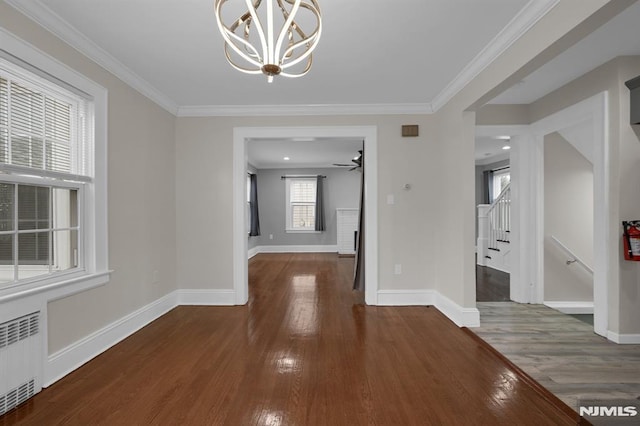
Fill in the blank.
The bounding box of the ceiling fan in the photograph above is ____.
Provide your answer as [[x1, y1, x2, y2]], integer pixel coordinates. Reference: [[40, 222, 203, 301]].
[[333, 151, 362, 171]]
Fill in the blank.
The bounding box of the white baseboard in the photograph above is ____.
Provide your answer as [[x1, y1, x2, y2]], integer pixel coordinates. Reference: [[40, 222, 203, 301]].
[[607, 331, 640, 344], [377, 290, 436, 306], [42, 286, 478, 389], [44, 291, 177, 387], [258, 245, 338, 253], [544, 301, 594, 314], [435, 293, 481, 328], [248, 246, 259, 259], [376, 289, 480, 327], [44, 288, 237, 387], [176, 289, 236, 305]]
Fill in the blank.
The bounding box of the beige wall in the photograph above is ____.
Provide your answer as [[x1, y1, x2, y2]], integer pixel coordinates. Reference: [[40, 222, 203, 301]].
[[476, 55, 640, 333], [425, 0, 620, 308], [476, 104, 530, 126], [171, 0, 626, 311], [616, 58, 640, 333], [2, 0, 634, 360], [530, 56, 640, 334], [543, 132, 594, 302], [175, 115, 439, 293], [0, 3, 178, 353]]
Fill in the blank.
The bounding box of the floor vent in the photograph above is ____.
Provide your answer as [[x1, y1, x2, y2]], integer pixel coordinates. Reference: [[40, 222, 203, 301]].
[[0, 312, 42, 416], [0, 379, 35, 416]]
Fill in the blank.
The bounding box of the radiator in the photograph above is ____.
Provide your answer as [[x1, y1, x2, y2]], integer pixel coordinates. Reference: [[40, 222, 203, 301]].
[[0, 312, 42, 416]]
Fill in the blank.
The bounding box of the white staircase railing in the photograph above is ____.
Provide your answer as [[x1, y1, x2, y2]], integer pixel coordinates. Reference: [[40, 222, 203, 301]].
[[487, 184, 511, 251], [477, 183, 511, 268]]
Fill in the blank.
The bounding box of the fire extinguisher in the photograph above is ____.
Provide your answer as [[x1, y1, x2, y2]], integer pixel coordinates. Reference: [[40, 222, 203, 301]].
[[622, 221, 640, 261]]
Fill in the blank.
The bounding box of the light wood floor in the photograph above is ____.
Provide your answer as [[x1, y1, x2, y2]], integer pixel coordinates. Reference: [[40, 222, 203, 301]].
[[473, 302, 640, 410], [2, 254, 582, 425]]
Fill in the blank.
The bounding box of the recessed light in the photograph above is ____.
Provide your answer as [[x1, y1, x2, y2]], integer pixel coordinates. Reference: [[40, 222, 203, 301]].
[[502, 145, 511, 150], [353, 156, 359, 160], [496, 135, 511, 140], [283, 157, 290, 161]]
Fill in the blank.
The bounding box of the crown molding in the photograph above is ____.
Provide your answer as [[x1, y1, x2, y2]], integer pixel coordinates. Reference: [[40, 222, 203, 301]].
[[4, 0, 179, 115], [5, 0, 558, 118], [177, 102, 434, 117], [430, 0, 560, 112]]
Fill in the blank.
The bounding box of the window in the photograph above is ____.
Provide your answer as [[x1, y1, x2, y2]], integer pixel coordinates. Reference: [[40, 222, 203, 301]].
[[285, 178, 316, 232], [0, 57, 93, 289], [492, 169, 510, 201]]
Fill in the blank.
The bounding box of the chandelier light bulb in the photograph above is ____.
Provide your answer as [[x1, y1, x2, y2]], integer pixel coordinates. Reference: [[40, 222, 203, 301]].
[[214, 0, 322, 81]]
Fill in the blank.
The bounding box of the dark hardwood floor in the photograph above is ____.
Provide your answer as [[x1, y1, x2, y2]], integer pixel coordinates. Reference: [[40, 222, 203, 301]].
[[1, 253, 582, 425], [476, 264, 510, 302]]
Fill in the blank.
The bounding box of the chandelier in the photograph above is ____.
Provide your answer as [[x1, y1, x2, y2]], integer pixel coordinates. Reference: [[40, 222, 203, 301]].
[[214, 0, 322, 82]]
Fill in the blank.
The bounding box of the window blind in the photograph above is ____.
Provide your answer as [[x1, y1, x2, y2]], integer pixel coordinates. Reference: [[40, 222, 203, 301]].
[[290, 180, 316, 203], [0, 61, 89, 182], [0, 61, 84, 283], [289, 179, 316, 229]]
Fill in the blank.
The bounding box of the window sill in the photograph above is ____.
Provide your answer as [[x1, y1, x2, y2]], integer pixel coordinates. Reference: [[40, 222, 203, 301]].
[[285, 229, 321, 234], [0, 270, 112, 304]]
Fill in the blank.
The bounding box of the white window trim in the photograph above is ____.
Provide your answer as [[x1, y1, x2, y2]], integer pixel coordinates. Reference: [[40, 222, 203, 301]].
[[0, 175, 84, 283], [284, 177, 317, 233], [0, 28, 110, 304]]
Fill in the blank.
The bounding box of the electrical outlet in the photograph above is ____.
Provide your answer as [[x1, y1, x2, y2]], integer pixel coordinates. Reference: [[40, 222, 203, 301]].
[[269, 234, 274, 240], [394, 264, 402, 275], [152, 270, 159, 284]]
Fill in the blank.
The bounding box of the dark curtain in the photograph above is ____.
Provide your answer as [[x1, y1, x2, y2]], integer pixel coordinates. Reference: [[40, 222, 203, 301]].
[[353, 150, 365, 291], [314, 175, 325, 231], [482, 170, 494, 204], [249, 173, 260, 236]]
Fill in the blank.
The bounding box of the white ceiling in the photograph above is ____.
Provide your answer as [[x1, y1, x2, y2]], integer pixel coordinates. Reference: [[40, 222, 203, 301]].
[[248, 138, 363, 169], [9, 0, 531, 111], [475, 136, 512, 165], [491, 0, 640, 104], [6, 1, 639, 165]]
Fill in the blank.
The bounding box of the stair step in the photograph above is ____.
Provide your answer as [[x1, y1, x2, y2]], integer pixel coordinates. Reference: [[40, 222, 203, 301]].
[[488, 247, 500, 252], [484, 255, 492, 259], [496, 239, 510, 243]]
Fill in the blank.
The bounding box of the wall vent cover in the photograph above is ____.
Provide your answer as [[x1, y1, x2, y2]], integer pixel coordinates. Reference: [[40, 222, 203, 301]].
[[0, 312, 39, 349], [0, 379, 36, 416], [0, 311, 42, 415], [401, 125, 419, 137]]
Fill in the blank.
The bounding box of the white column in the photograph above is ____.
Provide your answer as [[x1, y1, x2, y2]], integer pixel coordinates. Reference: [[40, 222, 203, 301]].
[[510, 133, 537, 303]]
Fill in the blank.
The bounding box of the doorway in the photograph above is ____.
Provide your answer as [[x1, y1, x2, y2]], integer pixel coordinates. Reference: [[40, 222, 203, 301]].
[[475, 92, 608, 337], [474, 127, 523, 302], [232, 126, 379, 306], [531, 92, 608, 336]]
